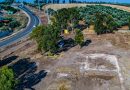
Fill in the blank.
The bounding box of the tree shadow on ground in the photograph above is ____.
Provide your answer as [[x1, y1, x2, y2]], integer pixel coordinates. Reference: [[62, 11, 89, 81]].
[[81, 39, 92, 47], [9, 58, 47, 90], [0, 55, 18, 67], [57, 38, 76, 53], [57, 38, 92, 53]]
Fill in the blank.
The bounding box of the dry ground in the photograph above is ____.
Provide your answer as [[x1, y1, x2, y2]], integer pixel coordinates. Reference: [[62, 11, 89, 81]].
[[1, 4, 130, 90], [1, 32, 130, 90]]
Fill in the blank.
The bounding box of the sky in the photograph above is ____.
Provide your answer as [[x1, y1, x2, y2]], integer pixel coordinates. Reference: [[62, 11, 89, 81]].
[[0, 0, 130, 3]]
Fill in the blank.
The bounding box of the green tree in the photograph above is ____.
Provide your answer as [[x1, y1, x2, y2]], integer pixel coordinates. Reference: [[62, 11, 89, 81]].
[[5, 0, 15, 4], [53, 7, 80, 29], [0, 66, 17, 90], [94, 12, 116, 34], [0, 22, 4, 27], [128, 17, 130, 30], [9, 21, 20, 29], [104, 15, 117, 33], [31, 23, 61, 53], [74, 29, 84, 48], [94, 12, 104, 35]]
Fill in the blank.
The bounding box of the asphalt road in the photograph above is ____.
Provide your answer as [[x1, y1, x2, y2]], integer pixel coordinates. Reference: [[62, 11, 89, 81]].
[[0, 5, 40, 48]]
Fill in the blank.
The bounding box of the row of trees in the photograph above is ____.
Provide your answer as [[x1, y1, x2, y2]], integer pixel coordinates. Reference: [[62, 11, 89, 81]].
[[31, 5, 130, 54], [77, 5, 130, 27], [50, 5, 130, 32], [53, 8, 80, 29], [31, 23, 84, 53]]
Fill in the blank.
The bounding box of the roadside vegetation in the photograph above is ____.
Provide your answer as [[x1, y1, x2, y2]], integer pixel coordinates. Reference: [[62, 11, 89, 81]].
[[0, 66, 17, 90]]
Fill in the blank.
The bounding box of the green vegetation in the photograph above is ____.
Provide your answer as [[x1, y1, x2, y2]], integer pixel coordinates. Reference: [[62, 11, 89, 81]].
[[0, 22, 4, 27], [0, 66, 17, 90], [32, 5, 130, 53], [31, 23, 61, 53], [0, 5, 19, 14], [9, 20, 21, 29], [74, 29, 84, 47], [0, 17, 20, 31], [78, 5, 130, 27], [129, 17, 130, 30], [94, 12, 117, 34], [53, 7, 80, 29], [4, 0, 15, 4], [50, 5, 130, 34]]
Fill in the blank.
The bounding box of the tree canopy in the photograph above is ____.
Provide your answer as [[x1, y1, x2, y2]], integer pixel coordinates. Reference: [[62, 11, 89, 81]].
[[31, 23, 61, 53], [74, 29, 84, 47], [94, 12, 117, 34], [0, 66, 17, 90]]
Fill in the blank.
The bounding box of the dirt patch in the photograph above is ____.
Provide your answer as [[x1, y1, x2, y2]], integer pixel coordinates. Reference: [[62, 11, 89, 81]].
[[1, 34, 130, 90]]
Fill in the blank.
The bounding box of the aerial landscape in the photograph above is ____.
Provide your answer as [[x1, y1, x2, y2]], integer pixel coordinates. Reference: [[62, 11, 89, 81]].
[[0, 0, 130, 90]]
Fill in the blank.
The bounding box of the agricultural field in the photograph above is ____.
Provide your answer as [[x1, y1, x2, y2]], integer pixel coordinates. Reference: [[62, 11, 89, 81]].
[[78, 5, 130, 27], [49, 5, 130, 30]]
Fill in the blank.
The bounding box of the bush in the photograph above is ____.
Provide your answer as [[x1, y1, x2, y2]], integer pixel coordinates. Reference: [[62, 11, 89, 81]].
[[0, 66, 17, 90], [74, 29, 84, 47], [9, 21, 21, 29]]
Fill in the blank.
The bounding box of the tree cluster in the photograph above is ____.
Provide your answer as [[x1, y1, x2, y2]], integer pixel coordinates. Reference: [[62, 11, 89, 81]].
[[9, 20, 21, 29], [0, 66, 17, 90], [94, 12, 117, 34], [53, 8, 80, 29], [31, 23, 61, 53]]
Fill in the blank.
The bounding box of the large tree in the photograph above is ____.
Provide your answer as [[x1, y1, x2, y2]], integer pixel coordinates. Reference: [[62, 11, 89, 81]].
[[53, 7, 80, 29], [94, 12, 116, 34], [31, 23, 61, 53], [0, 66, 17, 90]]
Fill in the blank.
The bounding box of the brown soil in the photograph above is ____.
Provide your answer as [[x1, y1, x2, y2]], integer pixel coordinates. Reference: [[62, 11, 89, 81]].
[[1, 4, 130, 90]]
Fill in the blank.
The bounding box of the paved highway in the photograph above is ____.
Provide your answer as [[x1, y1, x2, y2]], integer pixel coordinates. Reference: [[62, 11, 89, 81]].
[[0, 5, 40, 48]]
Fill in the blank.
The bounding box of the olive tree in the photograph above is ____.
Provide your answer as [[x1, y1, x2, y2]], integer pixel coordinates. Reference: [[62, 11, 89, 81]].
[[74, 29, 84, 48]]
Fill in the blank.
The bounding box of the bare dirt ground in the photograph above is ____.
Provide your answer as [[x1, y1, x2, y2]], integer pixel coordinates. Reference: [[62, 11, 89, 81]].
[[1, 32, 130, 90], [1, 4, 130, 90]]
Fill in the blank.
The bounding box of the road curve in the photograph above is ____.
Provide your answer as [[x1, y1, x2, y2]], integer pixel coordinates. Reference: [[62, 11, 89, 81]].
[[0, 5, 40, 48]]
